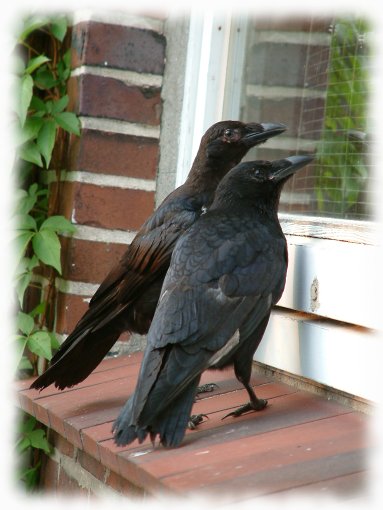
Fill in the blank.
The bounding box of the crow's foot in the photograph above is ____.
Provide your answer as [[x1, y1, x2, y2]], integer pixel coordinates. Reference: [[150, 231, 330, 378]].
[[196, 383, 218, 395], [222, 398, 268, 420], [188, 414, 209, 430]]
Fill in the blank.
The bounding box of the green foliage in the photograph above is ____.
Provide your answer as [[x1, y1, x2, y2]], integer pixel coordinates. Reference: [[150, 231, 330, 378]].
[[16, 415, 51, 490], [315, 18, 370, 217], [13, 14, 80, 491]]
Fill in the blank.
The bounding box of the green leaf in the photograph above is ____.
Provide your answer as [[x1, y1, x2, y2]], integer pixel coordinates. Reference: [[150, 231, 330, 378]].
[[49, 332, 60, 350], [40, 215, 76, 233], [22, 465, 41, 490], [25, 429, 51, 453], [14, 214, 37, 231], [13, 55, 26, 75], [51, 95, 69, 114], [30, 96, 47, 113], [14, 335, 28, 367], [17, 311, 35, 335], [53, 111, 81, 136], [51, 18, 67, 42], [63, 49, 71, 69], [15, 272, 32, 307], [15, 189, 37, 215], [20, 415, 37, 434], [25, 55, 50, 75], [29, 301, 46, 318], [37, 119, 57, 167], [16, 116, 44, 146], [32, 229, 62, 273], [18, 15, 49, 42], [19, 141, 43, 167], [14, 231, 35, 263], [18, 356, 33, 371], [18, 74, 33, 126], [34, 67, 57, 90], [27, 331, 53, 360], [16, 436, 30, 454]]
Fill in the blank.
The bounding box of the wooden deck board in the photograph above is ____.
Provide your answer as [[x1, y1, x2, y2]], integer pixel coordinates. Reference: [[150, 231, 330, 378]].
[[15, 351, 372, 500]]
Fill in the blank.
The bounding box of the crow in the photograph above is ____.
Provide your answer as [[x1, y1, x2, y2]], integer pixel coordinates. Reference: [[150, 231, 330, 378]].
[[30, 120, 286, 391], [113, 155, 314, 448]]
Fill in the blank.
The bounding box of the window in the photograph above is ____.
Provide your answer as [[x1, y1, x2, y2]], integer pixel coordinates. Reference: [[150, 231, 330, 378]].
[[175, 13, 381, 402], [230, 17, 375, 221]]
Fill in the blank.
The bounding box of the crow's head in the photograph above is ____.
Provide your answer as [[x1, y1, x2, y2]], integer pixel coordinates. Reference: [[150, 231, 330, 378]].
[[201, 120, 286, 166], [212, 155, 314, 211]]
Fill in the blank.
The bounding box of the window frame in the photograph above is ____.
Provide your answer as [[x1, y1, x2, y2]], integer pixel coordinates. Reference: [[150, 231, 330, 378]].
[[174, 12, 381, 400]]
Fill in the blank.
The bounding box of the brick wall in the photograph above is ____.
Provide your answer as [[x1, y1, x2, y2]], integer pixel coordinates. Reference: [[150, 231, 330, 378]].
[[40, 430, 145, 497], [54, 13, 166, 352]]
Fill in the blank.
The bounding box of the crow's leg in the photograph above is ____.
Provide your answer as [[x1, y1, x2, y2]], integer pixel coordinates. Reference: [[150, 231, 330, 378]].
[[186, 383, 218, 430], [222, 378, 267, 419], [222, 313, 270, 420]]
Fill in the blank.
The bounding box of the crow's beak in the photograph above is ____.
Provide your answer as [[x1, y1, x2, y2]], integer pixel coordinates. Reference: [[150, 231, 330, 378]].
[[242, 122, 287, 147], [270, 155, 314, 182]]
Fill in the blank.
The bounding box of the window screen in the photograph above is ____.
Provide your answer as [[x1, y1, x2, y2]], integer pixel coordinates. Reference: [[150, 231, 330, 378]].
[[231, 17, 373, 220]]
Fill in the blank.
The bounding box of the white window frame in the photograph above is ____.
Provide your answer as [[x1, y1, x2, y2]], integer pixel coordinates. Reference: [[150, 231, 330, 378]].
[[175, 12, 382, 402]]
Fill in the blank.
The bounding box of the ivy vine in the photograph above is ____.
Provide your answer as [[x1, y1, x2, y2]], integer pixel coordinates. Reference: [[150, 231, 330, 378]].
[[13, 14, 80, 489], [315, 18, 370, 218]]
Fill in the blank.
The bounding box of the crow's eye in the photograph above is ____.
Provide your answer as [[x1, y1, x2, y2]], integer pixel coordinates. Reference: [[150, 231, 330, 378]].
[[224, 128, 233, 137], [254, 168, 260, 176]]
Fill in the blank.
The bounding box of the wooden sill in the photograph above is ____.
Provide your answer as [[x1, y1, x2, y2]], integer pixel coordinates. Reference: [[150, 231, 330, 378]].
[[15, 352, 372, 501]]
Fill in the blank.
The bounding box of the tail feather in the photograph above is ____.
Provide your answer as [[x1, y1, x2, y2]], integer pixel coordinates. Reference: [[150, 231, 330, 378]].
[[152, 376, 200, 447], [30, 328, 120, 390], [113, 376, 200, 448]]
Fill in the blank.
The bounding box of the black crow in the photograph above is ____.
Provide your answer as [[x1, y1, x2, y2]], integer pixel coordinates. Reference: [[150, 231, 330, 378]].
[[113, 155, 314, 448], [30, 121, 286, 391]]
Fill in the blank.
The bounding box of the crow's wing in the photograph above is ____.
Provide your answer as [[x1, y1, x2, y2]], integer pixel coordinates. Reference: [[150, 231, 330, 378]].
[[114, 211, 287, 436], [49, 198, 201, 366]]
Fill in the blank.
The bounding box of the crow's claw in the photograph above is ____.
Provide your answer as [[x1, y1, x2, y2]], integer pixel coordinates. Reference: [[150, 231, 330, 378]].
[[222, 399, 268, 420], [196, 383, 218, 395], [188, 414, 209, 429]]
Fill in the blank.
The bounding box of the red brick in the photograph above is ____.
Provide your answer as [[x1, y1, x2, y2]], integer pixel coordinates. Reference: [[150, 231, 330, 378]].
[[69, 74, 162, 125], [39, 454, 58, 491], [61, 237, 128, 284], [71, 182, 155, 231], [78, 450, 107, 481], [71, 21, 166, 74], [69, 129, 159, 180], [118, 475, 146, 497], [56, 292, 90, 333], [55, 290, 133, 340], [105, 468, 122, 492], [57, 464, 89, 495], [50, 429, 76, 458]]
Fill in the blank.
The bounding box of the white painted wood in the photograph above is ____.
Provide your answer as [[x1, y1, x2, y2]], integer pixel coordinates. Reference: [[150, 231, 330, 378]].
[[255, 309, 382, 402], [280, 235, 381, 330], [279, 213, 377, 245], [246, 84, 326, 99], [222, 15, 249, 119], [255, 30, 331, 46], [176, 12, 232, 186], [174, 12, 383, 397]]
